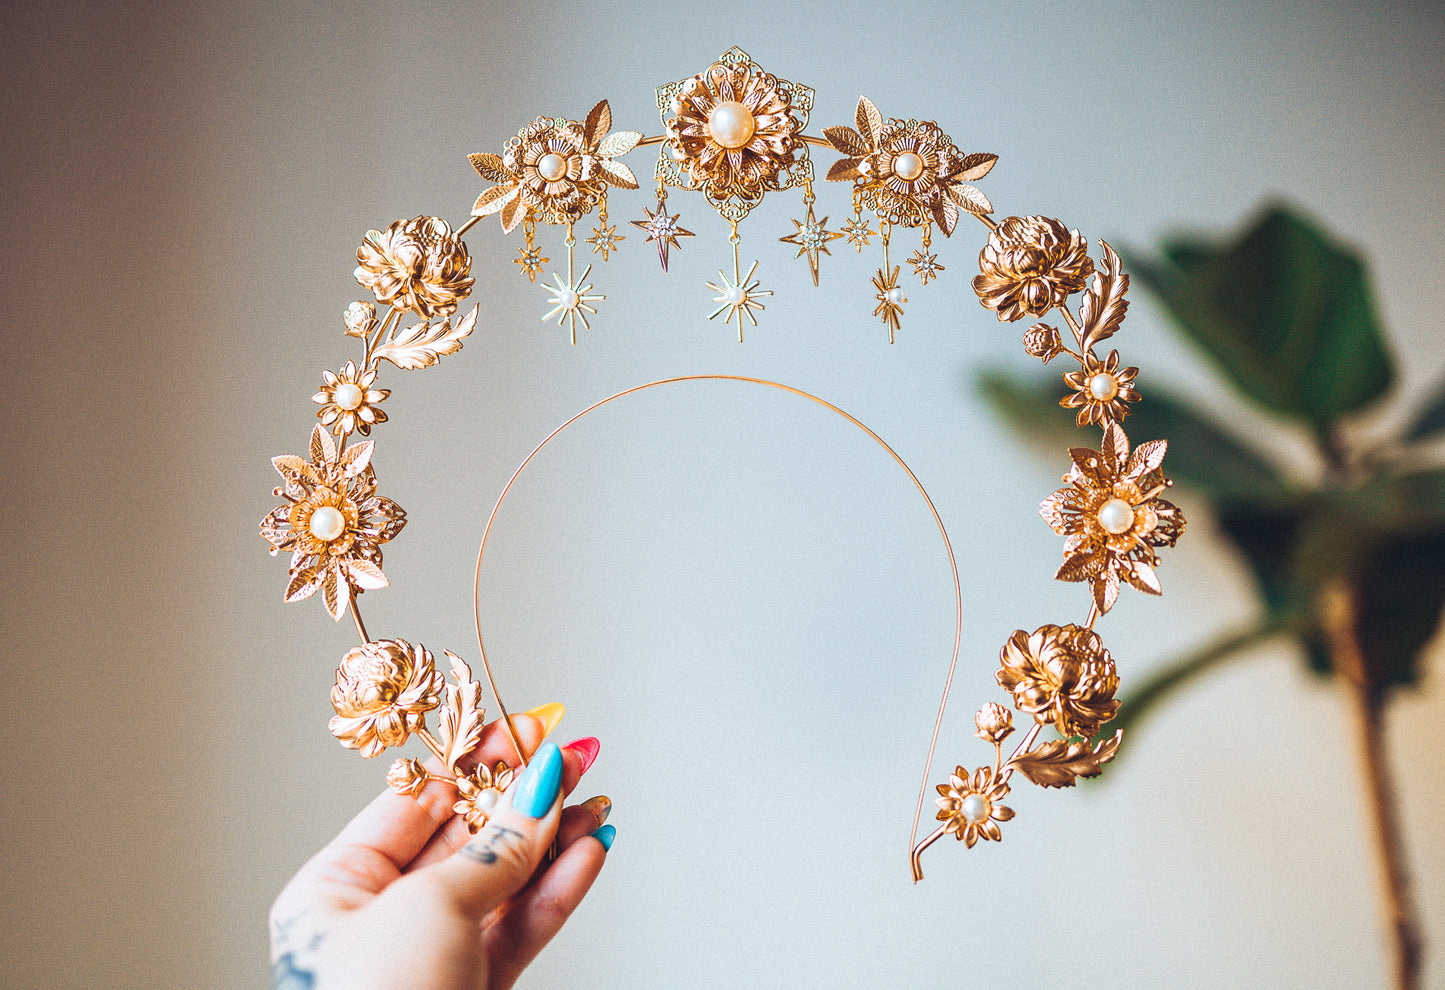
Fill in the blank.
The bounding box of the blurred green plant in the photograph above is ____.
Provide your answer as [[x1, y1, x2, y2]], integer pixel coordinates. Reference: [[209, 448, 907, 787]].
[[981, 202, 1436, 989]]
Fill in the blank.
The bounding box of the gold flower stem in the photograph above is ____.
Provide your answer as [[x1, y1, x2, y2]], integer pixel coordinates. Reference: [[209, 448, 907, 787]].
[[1085, 602, 1101, 630], [364, 308, 401, 369], [1320, 581, 1423, 990], [909, 822, 950, 882], [456, 214, 482, 237], [348, 597, 370, 644], [415, 727, 449, 767], [1058, 305, 1086, 352], [973, 212, 999, 232], [998, 722, 1043, 785]]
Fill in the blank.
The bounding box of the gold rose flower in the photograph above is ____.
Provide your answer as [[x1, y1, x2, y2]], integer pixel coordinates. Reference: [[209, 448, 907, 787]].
[[329, 639, 445, 758], [664, 58, 805, 203], [314, 359, 389, 438], [824, 97, 996, 234], [975, 702, 1015, 744], [1040, 423, 1185, 613], [453, 762, 517, 832], [1061, 348, 1140, 427], [974, 215, 1094, 321], [470, 100, 641, 231], [386, 757, 430, 798], [935, 765, 1015, 847], [259, 425, 407, 620], [997, 624, 1119, 738], [354, 216, 474, 319]]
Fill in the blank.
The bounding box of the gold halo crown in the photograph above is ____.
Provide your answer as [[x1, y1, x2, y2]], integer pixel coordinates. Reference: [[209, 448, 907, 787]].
[[259, 46, 1186, 881]]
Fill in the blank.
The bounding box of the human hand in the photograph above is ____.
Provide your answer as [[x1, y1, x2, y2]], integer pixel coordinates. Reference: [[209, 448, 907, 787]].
[[270, 711, 613, 989]]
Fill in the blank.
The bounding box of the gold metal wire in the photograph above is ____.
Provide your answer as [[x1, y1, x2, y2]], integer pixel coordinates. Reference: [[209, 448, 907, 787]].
[[469, 375, 964, 871]]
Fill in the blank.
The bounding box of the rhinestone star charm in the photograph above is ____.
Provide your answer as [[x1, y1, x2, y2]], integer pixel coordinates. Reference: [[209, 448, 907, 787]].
[[586, 222, 625, 261], [513, 244, 549, 283], [842, 215, 876, 253], [630, 202, 694, 272], [779, 207, 844, 286], [907, 248, 945, 285]]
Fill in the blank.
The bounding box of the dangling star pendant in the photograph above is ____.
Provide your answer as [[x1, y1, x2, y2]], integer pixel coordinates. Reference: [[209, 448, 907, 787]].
[[779, 207, 844, 286], [706, 260, 773, 342], [872, 265, 906, 343], [541, 265, 604, 345], [630, 202, 694, 272]]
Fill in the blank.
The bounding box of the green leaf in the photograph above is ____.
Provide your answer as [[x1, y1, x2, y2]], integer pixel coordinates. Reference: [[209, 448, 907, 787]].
[[1402, 379, 1445, 442], [977, 369, 1291, 502], [1354, 531, 1445, 695], [1124, 203, 1394, 427]]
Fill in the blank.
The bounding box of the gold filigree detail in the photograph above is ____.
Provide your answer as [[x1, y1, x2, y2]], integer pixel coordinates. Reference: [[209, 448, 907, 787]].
[[354, 216, 474, 320]]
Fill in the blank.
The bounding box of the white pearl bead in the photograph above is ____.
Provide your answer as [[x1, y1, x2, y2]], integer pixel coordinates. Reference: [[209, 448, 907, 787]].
[[961, 794, 989, 823], [537, 153, 566, 182], [1088, 373, 1119, 401], [333, 383, 364, 411], [559, 290, 578, 309], [707, 101, 756, 149], [473, 789, 498, 813], [725, 286, 745, 305], [893, 151, 924, 181], [1096, 497, 1135, 535], [887, 287, 905, 305], [308, 506, 346, 541]]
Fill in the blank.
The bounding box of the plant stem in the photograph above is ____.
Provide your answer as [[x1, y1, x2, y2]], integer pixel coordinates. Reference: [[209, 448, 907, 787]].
[[1320, 581, 1423, 990]]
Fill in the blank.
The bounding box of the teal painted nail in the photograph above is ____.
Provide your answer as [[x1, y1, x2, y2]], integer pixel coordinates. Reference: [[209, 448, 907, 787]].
[[511, 742, 563, 819], [591, 824, 616, 851]]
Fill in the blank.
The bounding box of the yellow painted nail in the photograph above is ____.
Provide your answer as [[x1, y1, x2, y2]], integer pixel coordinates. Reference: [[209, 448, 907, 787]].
[[522, 702, 566, 737]]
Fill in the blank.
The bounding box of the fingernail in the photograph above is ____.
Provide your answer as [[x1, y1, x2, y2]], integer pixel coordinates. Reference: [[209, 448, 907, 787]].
[[511, 742, 563, 818], [562, 736, 601, 773], [522, 702, 565, 737], [591, 824, 616, 852], [580, 794, 611, 827]]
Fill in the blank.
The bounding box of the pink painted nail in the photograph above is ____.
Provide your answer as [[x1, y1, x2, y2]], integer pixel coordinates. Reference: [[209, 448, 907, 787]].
[[562, 736, 601, 773]]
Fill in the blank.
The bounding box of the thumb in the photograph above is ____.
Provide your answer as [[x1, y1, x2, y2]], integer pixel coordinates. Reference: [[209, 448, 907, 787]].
[[421, 741, 566, 920]]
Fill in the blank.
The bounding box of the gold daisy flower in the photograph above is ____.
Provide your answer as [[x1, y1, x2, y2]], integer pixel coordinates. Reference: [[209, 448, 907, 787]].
[[453, 762, 517, 832], [314, 360, 389, 437], [974, 215, 1094, 321], [329, 639, 445, 758], [1061, 349, 1140, 427], [259, 425, 407, 620], [1040, 423, 1185, 613], [997, 624, 1119, 738], [354, 216, 474, 319], [935, 765, 1015, 847], [664, 59, 804, 203]]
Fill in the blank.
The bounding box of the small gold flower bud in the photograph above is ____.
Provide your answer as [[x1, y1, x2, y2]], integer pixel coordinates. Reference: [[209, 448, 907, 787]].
[[1023, 323, 1062, 362], [386, 757, 428, 797], [975, 701, 1015, 743], [343, 300, 377, 337]]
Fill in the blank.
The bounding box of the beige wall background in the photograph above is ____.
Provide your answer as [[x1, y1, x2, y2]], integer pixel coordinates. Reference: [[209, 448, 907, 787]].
[[3, 0, 1443, 987]]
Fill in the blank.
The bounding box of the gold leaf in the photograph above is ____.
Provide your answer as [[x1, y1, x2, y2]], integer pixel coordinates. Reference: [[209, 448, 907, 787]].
[[272, 454, 314, 485], [339, 439, 373, 478], [500, 194, 524, 234], [855, 96, 882, 147], [583, 99, 611, 147], [371, 305, 478, 371], [825, 158, 862, 182], [471, 182, 517, 218], [950, 183, 993, 215], [345, 557, 389, 590], [595, 130, 642, 158], [1103, 422, 1130, 466], [1127, 559, 1163, 595], [1127, 437, 1168, 476], [931, 196, 959, 237], [322, 570, 345, 620], [823, 125, 869, 157], [600, 158, 639, 189], [283, 568, 322, 603], [1010, 736, 1109, 788], [309, 424, 332, 464], [1095, 570, 1121, 613], [1078, 240, 1130, 354], [1055, 550, 1100, 583], [439, 650, 486, 773], [957, 152, 998, 182], [468, 152, 511, 183]]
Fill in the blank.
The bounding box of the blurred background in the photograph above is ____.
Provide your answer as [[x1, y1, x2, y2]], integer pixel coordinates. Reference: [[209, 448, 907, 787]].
[[3, 0, 1442, 986]]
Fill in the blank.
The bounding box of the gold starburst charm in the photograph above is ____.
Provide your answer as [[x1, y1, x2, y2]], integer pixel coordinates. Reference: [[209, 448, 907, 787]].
[[586, 221, 624, 260], [541, 265, 604, 344], [872, 265, 906, 342], [841, 214, 875, 252], [513, 243, 549, 282], [630, 199, 694, 272], [706, 259, 772, 341], [779, 205, 843, 286], [907, 247, 944, 285]]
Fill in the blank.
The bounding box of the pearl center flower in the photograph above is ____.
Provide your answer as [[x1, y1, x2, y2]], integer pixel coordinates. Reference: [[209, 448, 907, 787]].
[[1096, 497, 1135, 535], [1088, 373, 1120, 401], [537, 152, 567, 182], [893, 151, 924, 181], [707, 101, 756, 149], [961, 793, 990, 823], [333, 383, 364, 411], [308, 505, 347, 541]]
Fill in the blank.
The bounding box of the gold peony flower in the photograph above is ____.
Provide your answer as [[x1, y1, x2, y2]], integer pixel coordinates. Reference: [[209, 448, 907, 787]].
[[386, 757, 429, 798], [974, 215, 1094, 322], [1061, 349, 1139, 426], [997, 624, 1119, 738], [314, 359, 389, 438], [471, 101, 641, 231], [329, 639, 445, 758], [1040, 423, 1185, 613], [935, 765, 1015, 847], [453, 762, 517, 832], [664, 58, 805, 203], [975, 701, 1015, 744], [259, 425, 407, 620], [824, 97, 996, 234], [354, 216, 474, 319]]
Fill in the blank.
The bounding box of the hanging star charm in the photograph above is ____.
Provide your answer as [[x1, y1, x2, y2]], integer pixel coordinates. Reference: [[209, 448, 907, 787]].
[[706, 259, 773, 342], [872, 265, 906, 343], [779, 207, 844, 286], [541, 265, 604, 345], [630, 202, 694, 272], [586, 222, 625, 261], [907, 248, 945, 285], [842, 215, 876, 253], [513, 244, 549, 283]]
